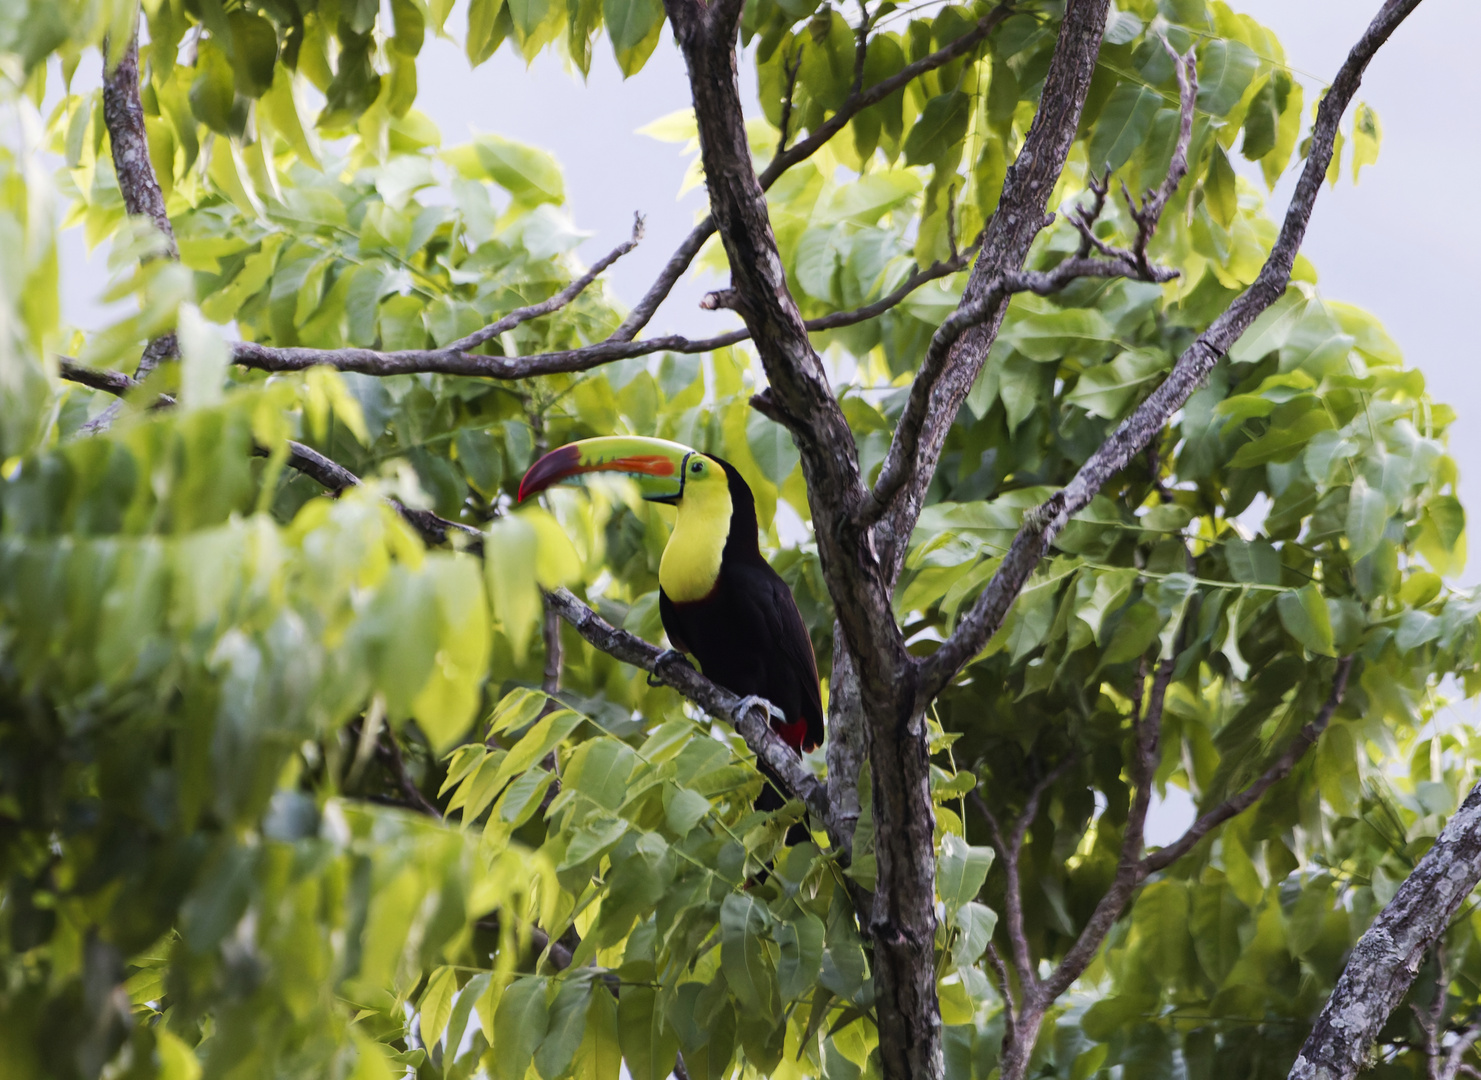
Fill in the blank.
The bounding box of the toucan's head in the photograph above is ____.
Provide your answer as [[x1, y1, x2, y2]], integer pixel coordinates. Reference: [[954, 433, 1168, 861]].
[[518, 436, 729, 508]]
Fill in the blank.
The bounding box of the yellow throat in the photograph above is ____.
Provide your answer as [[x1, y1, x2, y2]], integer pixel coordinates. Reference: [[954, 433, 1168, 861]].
[[658, 472, 733, 602]]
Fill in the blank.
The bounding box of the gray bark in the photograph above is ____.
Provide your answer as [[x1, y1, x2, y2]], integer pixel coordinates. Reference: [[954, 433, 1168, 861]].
[[1290, 781, 1481, 1080]]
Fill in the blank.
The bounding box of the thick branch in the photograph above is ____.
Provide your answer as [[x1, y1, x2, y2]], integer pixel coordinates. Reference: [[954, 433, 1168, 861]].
[[102, 33, 177, 260], [868, 0, 1113, 584], [867, 31, 1194, 530], [923, 0, 1422, 698], [90, 29, 181, 434], [1290, 778, 1481, 1080]]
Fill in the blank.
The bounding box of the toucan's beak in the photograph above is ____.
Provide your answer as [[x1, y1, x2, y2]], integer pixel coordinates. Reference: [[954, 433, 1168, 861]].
[[518, 436, 696, 505]]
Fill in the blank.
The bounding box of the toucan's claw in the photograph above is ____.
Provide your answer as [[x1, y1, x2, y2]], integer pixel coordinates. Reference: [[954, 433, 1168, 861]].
[[736, 695, 786, 724], [647, 649, 691, 686]]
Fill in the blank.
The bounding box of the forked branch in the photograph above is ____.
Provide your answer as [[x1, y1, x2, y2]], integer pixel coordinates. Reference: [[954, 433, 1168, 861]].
[[922, 0, 1422, 699], [863, 38, 1196, 527]]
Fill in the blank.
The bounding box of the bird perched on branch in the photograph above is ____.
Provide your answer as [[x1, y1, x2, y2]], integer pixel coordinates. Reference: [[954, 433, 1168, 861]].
[[519, 436, 824, 824]]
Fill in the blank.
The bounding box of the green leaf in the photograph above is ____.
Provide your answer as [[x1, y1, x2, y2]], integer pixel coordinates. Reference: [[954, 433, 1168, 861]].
[[569, 738, 637, 811], [720, 894, 777, 1016], [1352, 102, 1381, 182], [1197, 39, 1258, 117], [418, 966, 458, 1049], [573, 988, 622, 1080], [937, 834, 993, 909], [903, 91, 971, 167], [663, 786, 712, 837], [618, 984, 680, 1080], [951, 902, 997, 968], [485, 513, 542, 661], [1345, 476, 1388, 561], [776, 913, 825, 1002], [1277, 584, 1336, 657], [1065, 348, 1167, 419], [444, 135, 565, 207], [604, 0, 665, 77], [535, 979, 591, 1080], [1228, 409, 1333, 468], [747, 411, 800, 485], [1204, 143, 1238, 229], [1086, 83, 1160, 175], [1241, 75, 1279, 161], [493, 976, 550, 1080], [225, 11, 278, 98]]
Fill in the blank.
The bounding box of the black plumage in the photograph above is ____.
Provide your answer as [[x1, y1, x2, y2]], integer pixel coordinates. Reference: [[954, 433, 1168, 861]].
[[657, 457, 825, 756]]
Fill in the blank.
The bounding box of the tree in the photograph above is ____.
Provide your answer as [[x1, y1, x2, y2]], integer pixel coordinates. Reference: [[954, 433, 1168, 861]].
[[2, 0, 1479, 1077]]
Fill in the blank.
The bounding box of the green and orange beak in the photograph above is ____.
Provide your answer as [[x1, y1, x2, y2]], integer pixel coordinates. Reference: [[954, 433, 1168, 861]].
[[518, 436, 699, 505]]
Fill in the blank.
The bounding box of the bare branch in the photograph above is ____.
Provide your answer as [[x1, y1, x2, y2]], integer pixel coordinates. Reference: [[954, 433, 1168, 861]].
[[230, 253, 978, 380], [1142, 656, 1353, 873], [866, 0, 1113, 587], [922, 0, 1421, 698], [376, 731, 442, 818], [102, 32, 176, 261], [543, 587, 835, 832], [59, 359, 154, 397], [89, 29, 181, 433], [449, 215, 644, 354], [862, 250, 1177, 522], [984, 942, 1017, 1029], [1443, 1019, 1481, 1080], [777, 45, 805, 153], [1127, 40, 1197, 274]]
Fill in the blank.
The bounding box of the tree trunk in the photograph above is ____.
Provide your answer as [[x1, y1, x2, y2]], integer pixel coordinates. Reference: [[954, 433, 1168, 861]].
[[865, 681, 943, 1080]]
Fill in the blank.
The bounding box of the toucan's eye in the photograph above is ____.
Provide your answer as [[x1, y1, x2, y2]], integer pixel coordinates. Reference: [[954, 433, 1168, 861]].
[[691, 460, 703, 474]]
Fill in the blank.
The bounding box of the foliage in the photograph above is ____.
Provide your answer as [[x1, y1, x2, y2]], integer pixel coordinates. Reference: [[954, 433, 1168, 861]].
[[0, 1, 1478, 1079]]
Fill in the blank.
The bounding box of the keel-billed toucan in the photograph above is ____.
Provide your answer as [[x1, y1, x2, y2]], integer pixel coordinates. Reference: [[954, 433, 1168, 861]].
[[518, 436, 825, 772]]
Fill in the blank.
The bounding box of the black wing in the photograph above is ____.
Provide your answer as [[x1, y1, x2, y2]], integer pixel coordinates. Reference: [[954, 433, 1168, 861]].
[[724, 560, 825, 751]]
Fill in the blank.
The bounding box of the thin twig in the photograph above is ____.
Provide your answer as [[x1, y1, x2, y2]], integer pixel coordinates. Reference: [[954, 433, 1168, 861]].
[[448, 214, 644, 353], [1142, 657, 1353, 874], [376, 732, 442, 818]]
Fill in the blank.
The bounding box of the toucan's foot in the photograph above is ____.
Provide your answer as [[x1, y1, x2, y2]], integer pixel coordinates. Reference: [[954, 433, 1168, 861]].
[[647, 649, 691, 686], [736, 694, 787, 724]]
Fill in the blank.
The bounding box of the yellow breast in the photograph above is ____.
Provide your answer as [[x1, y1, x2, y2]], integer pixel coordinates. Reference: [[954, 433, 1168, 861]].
[[658, 479, 733, 602]]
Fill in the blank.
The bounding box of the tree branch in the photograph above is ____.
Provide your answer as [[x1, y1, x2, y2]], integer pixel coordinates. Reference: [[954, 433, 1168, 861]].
[[864, 32, 1193, 529], [376, 731, 442, 818], [227, 259, 974, 380], [866, 0, 1113, 586], [922, 0, 1422, 699], [755, 4, 1014, 190], [1142, 656, 1353, 874], [862, 248, 1178, 522], [88, 29, 181, 435], [448, 214, 644, 354], [542, 587, 834, 831], [1028, 661, 1173, 1011], [1290, 776, 1481, 1080], [102, 32, 176, 261]]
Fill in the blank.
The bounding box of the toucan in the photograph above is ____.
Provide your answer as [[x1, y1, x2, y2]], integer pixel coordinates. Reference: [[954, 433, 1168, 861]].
[[518, 436, 825, 816]]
